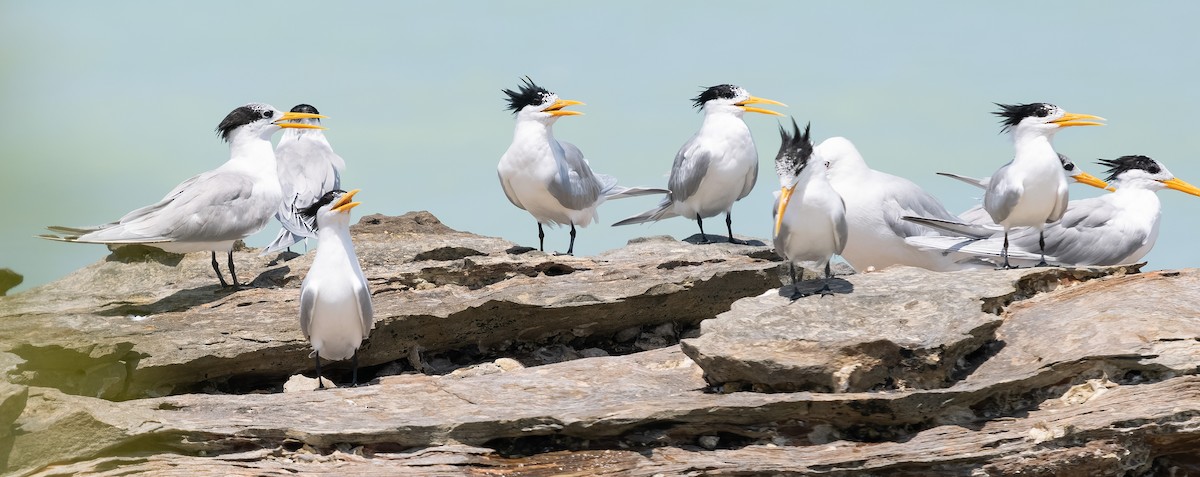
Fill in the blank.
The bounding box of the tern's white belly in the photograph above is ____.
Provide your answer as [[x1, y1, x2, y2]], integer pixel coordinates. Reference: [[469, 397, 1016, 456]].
[[309, 286, 364, 362]]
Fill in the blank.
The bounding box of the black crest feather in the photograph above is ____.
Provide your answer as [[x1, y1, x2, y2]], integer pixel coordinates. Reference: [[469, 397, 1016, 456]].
[[290, 104, 320, 115], [993, 102, 1053, 133], [502, 76, 552, 114], [215, 104, 273, 142], [775, 118, 813, 177], [1097, 155, 1160, 182], [691, 84, 739, 109]]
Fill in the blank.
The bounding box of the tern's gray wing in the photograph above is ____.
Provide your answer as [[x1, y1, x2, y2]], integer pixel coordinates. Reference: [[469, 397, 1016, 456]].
[[77, 170, 260, 244], [833, 197, 849, 254], [667, 137, 710, 203], [881, 177, 963, 239], [737, 158, 758, 200], [546, 140, 602, 211], [355, 280, 375, 338], [1047, 179, 1070, 223], [497, 170, 525, 210], [957, 205, 994, 225], [1009, 197, 1146, 266], [983, 162, 1020, 224], [299, 285, 316, 339]]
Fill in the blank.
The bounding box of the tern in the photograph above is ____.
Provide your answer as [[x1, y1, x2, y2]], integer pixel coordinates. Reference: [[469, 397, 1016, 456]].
[[772, 120, 846, 297], [613, 84, 785, 244], [940, 153, 1112, 225], [497, 77, 665, 254], [42, 103, 325, 287], [262, 104, 345, 255], [814, 136, 984, 272], [982, 103, 1104, 268], [299, 189, 373, 389], [904, 156, 1200, 267]]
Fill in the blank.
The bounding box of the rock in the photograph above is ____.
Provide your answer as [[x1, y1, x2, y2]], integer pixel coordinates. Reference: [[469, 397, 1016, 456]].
[[282, 374, 335, 393], [0, 212, 780, 400], [680, 265, 1142, 393], [0, 269, 21, 296]]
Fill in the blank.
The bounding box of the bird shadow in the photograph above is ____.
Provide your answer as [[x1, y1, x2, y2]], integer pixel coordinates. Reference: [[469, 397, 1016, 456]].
[[681, 233, 766, 246], [96, 266, 293, 317], [778, 278, 854, 300]]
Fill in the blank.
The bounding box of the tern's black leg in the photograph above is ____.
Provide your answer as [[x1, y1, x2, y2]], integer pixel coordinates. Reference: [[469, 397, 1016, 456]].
[[818, 261, 835, 296], [537, 222, 546, 252], [696, 217, 710, 244], [566, 223, 577, 255], [998, 231, 1016, 270], [314, 353, 326, 390], [788, 262, 797, 285], [1035, 231, 1050, 267], [725, 212, 744, 244], [227, 251, 241, 288], [351, 352, 359, 387], [211, 252, 229, 288]]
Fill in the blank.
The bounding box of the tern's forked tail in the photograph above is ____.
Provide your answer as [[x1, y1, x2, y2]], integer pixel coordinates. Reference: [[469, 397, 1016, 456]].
[[612, 195, 679, 226]]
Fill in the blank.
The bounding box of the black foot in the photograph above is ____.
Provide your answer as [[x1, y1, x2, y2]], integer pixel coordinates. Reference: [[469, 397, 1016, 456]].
[[995, 264, 1019, 270], [727, 237, 747, 245], [553, 251, 574, 256], [818, 285, 834, 297], [1035, 261, 1052, 267]]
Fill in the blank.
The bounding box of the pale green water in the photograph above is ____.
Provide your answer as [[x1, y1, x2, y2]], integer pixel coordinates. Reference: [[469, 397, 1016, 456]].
[[2, 1, 1198, 293]]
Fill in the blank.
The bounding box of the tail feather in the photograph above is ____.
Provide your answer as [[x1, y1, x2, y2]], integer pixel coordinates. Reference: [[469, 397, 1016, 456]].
[[605, 186, 669, 200], [260, 227, 306, 256], [901, 216, 999, 240], [612, 196, 679, 226], [936, 172, 988, 190], [905, 235, 1052, 262]]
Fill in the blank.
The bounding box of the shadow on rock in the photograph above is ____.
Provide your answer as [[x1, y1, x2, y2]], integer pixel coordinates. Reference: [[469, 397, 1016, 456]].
[[104, 244, 184, 266], [97, 285, 240, 317], [779, 277, 854, 299], [682, 234, 767, 246]]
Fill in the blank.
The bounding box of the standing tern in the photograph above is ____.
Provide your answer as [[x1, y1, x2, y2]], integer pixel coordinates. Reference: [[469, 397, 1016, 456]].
[[613, 84, 785, 244], [983, 103, 1104, 268], [42, 103, 325, 287], [497, 77, 665, 255], [262, 104, 345, 256], [299, 189, 373, 389], [772, 120, 846, 297], [940, 153, 1112, 225], [904, 155, 1200, 267], [814, 136, 983, 272]]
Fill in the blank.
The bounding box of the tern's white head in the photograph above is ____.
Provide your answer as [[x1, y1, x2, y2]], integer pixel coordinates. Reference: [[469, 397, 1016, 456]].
[[692, 84, 785, 117], [1058, 153, 1113, 191], [1099, 156, 1200, 196], [503, 77, 584, 125], [215, 103, 326, 144], [814, 136, 870, 179], [300, 188, 362, 232], [773, 119, 821, 234], [993, 102, 1104, 140]]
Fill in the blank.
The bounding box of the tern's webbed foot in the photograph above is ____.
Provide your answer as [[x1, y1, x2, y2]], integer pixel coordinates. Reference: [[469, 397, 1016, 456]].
[[1034, 261, 1053, 267], [818, 285, 834, 297], [553, 251, 574, 257], [727, 237, 747, 245]]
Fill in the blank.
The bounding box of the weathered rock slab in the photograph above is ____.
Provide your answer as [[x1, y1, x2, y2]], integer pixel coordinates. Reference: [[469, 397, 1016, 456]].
[[0, 212, 782, 399], [680, 264, 1142, 393]]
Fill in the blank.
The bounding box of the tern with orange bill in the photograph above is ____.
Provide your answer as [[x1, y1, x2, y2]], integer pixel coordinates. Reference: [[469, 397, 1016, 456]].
[[299, 188, 373, 389], [41, 103, 326, 287], [614, 84, 786, 244], [982, 102, 1105, 268], [497, 77, 665, 255], [771, 120, 846, 297]]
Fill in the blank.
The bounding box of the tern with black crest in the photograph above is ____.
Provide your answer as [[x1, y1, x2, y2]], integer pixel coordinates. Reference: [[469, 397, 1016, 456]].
[[262, 104, 345, 255], [614, 84, 785, 244], [983, 102, 1104, 268], [41, 103, 325, 287], [497, 77, 665, 254]]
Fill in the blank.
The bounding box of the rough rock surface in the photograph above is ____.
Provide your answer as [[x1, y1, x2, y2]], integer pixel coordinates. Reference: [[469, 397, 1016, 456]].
[[0, 212, 780, 400], [3, 212, 1199, 475], [680, 264, 1143, 393], [0, 269, 20, 297]]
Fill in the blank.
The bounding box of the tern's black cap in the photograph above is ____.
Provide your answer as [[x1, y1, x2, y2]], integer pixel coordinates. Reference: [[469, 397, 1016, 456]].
[[1098, 155, 1160, 182], [993, 102, 1054, 133], [502, 77, 552, 114], [215, 103, 274, 142], [691, 84, 740, 109]]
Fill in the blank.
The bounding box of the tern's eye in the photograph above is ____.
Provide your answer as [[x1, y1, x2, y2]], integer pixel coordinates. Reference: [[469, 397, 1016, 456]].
[[1035, 108, 1049, 117], [1064, 163, 1075, 171], [261, 110, 273, 119]]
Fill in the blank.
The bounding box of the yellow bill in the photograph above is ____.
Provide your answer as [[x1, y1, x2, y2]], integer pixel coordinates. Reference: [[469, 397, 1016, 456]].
[[332, 189, 362, 213], [1162, 177, 1200, 197], [1071, 171, 1113, 191], [1051, 112, 1105, 128], [774, 185, 795, 235], [276, 110, 328, 129], [546, 99, 585, 117], [737, 96, 787, 116]]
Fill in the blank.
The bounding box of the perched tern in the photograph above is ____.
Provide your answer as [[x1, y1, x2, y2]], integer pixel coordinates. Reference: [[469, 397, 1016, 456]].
[[904, 156, 1200, 267], [262, 104, 345, 255], [613, 84, 785, 244], [771, 120, 846, 297], [983, 103, 1104, 268], [42, 103, 325, 287], [497, 77, 665, 254], [940, 153, 1112, 225], [298, 189, 373, 389], [815, 136, 983, 272]]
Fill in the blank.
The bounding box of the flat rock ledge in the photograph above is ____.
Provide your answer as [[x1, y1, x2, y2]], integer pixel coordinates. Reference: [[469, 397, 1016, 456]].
[[0, 212, 781, 400], [680, 264, 1144, 393]]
